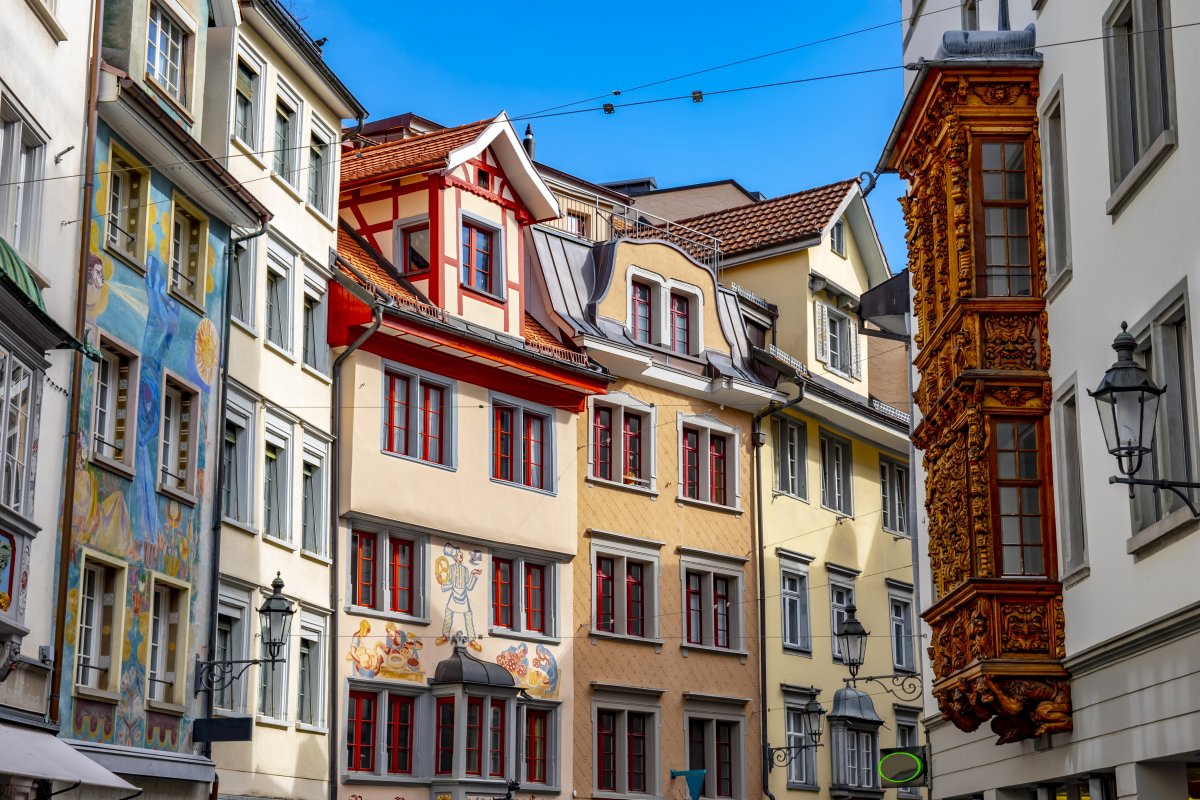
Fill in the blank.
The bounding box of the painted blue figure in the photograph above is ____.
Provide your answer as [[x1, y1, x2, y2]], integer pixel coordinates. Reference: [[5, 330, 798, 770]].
[[435, 543, 481, 651]]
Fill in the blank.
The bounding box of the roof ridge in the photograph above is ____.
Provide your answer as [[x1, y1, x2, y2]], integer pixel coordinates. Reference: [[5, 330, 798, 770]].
[[348, 116, 494, 158], [676, 177, 858, 226]]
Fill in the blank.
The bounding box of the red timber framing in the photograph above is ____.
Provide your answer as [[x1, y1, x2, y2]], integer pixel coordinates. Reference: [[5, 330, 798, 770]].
[[884, 65, 1072, 744]]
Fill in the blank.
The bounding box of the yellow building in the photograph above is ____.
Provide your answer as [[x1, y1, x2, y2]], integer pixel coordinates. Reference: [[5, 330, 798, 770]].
[[683, 181, 919, 798]]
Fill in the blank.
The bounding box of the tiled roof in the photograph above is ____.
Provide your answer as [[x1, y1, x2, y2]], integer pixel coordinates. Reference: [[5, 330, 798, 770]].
[[676, 179, 857, 258], [336, 226, 428, 308], [341, 119, 491, 187]]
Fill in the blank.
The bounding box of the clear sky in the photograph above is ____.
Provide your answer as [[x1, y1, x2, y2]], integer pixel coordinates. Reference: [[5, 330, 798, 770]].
[[294, 0, 922, 270]]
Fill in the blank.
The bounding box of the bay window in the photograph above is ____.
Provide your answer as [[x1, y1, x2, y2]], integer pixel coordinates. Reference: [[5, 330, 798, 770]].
[[993, 419, 1046, 576]]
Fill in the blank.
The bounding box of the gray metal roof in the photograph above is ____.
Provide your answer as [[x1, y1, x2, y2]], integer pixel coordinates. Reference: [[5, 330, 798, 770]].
[[430, 637, 516, 688], [828, 686, 884, 724]]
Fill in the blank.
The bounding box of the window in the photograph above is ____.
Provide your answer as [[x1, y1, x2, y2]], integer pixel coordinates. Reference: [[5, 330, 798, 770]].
[[384, 367, 452, 466], [993, 420, 1045, 575], [830, 218, 846, 256], [780, 567, 811, 652], [388, 695, 416, 774], [894, 712, 921, 797], [221, 390, 255, 526], [146, 2, 188, 102], [829, 580, 855, 660], [74, 555, 124, 693], [307, 128, 333, 215], [147, 578, 186, 705], [592, 538, 659, 640], [815, 302, 860, 378], [890, 593, 915, 672], [835, 728, 878, 790], [262, 430, 289, 542], [522, 704, 556, 786], [397, 223, 430, 274], [686, 716, 743, 799], [258, 612, 288, 720], [1055, 388, 1087, 573], [477, 167, 491, 190], [978, 140, 1032, 297], [491, 397, 554, 492], [0, 102, 45, 260], [265, 239, 293, 350], [91, 339, 136, 471], [490, 554, 555, 637], [302, 270, 329, 373], [1043, 91, 1071, 279], [784, 700, 818, 787], [159, 376, 197, 497], [819, 432, 853, 515], [297, 613, 325, 726], [594, 707, 656, 795], [679, 418, 738, 507], [961, 0, 979, 29], [232, 57, 260, 148], [773, 417, 806, 498], [1105, 0, 1174, 188], [351, 528, 423, 617], [347, 691, 377, 771], [566, 210, 589, 238], [169, 201, 205, 305], [273, 95, 298, 184], [214, 584, 251, 712], [670, 293, 691, 354], [590, 395, 655, 488], [436, 696, 455, 774], [103, 149, 145, 261], [301, 437, 328, 554], [461, 221, 496, 294], [489, 699, 507, 777], [0, 348, 34, 515], [631, 282, 653, 344], [881, 458, 909, 534], [229, 243, 254, 325], [681, 555, 743, 651]]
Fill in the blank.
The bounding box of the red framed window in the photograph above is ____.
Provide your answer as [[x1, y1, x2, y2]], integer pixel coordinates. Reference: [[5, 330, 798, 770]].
[[597, 710, 617, 791], [623, 413, 642, 484], [626, 562, 645, 637], [596, 557, 615, 632], [493, 558, 514, 628], [632, 282, 652, 344], [347, 691, 376, 772], [435, 697, 455, 774], [710, 434, 728, 505], [389, 537, 413, 614], [525, 564, 545, 633], [628, 713, 648, 793], [466, 697, 484, 775], [715, 721, 734, 797], [352, 531, 376, 608], [477, 167, 491, 190], [685, 571, 703, 644], [683, 428, 701, 499], [713, 576, 730, 649], [524, 414, 545, 489], [385, 373, 410, 456], [420, 384, 444, 463], [671, 293, 690, 354], [386, 695, 414, 774], [401, 224, 430, 274], [593, 406, 613, 480], [494, 406, 515, 482], [461, 222, 495, 294], [525, 709, 548, 783], [489, 699, 506, 777]]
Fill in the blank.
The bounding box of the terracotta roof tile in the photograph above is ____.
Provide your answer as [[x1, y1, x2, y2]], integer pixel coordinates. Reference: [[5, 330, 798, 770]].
[[675, 179, 857, 258], [341, 118, 491, 187], [523, 314, 562, 348]]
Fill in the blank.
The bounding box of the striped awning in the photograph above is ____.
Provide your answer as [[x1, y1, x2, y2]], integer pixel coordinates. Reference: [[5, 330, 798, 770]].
[[0, 234, 88, 356]]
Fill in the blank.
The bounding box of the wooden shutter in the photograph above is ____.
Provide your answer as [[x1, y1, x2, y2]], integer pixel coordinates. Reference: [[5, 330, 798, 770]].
[[814, 302, 829, 364]]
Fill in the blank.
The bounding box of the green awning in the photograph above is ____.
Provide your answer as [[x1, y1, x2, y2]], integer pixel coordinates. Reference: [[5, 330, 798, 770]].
[[0, 234, 91, 358]]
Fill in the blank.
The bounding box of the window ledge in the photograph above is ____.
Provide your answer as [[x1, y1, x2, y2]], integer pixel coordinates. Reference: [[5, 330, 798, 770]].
[[820, 503, 853, 518], [264, 339, 296, 364], [344, 605, 431, 627], [169, 287, 207, 317], [221, 517, 258, 537], [676, 496, 743, 515], [1061, 564, 1090, 589], [305, 203, 337, 231], [460, 283, 507, 306], [73, 685, 119, 704], [263, 534, 297, 553], [1106, 129, 1177, 218], [1127, 505, 1198, 557], [771, 490, 809, 504], [342, 774, 432, 786], [301, 363, 332, 384], [489, 476, 558, 497], [23, 0, 67, 42], [272, 173, 305, 203], [158, 484, 198, 507], [586, 476, 658, 497], [295, 722, 328, 735], [589, 629, 663, 649], [90, 453, 135, 481], [104, 244, 147, 276], [486, 627, 561, 646], [230, 136, 266, 171], [230, 316, 258, 338], [1044, 265, 1073, 304], [516, 784, 560, 795], [782, 645, 813, 658], [300, 548, 332, 566], [380, 449, 457, 473], [680, 643, 749, 658], [144, 77, 195, 126], [786, 783, 820, 792], [255, 715, 291, 729], [147, 699, 186, 716]]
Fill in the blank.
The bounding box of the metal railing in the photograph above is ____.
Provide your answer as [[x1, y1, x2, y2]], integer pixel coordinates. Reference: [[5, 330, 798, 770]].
[[543, 188, 722, 271]]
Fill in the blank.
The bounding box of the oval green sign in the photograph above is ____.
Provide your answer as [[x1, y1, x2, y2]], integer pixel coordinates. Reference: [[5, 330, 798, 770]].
[[878, 751, 925, 784]]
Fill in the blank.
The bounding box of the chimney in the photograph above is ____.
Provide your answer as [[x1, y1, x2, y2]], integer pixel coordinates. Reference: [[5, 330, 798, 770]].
[[523, 124, 535, 160]]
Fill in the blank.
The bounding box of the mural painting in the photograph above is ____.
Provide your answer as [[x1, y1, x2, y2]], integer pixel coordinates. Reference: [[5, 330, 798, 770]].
[[494, 642, 558, 699], [0, 532, 13, 612], [435, 543, 482, 650], [346, 620, 426, 682]]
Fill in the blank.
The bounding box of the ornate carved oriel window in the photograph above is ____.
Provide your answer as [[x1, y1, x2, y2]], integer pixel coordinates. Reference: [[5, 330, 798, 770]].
[[992, 420, 1046, 576], [977, 140, 1032, 297]]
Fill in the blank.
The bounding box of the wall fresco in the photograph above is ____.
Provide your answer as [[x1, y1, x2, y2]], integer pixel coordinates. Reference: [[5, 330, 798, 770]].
[[435, 542, 483, 649]]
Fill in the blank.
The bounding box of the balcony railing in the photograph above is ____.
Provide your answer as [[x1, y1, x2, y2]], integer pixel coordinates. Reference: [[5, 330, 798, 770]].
[[543, 188, 722, 271]]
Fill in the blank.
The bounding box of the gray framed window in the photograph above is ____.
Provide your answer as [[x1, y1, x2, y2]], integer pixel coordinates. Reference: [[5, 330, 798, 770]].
[[961, 0, 979, 29], [889, 593, 916, 672], [591, 535, 661, 642], [773, 417, 807, 498], [307, 122, 334, 216], [685, 713, 745, 800], [830, 219, 846, 256], [263, 415, 292, 543], [880, 458, 909, 535], [231, 47, 265, 149], [273, 88, 300, 185], [1042, 86, 1071, 282], [593, 699, 660, 796], [296, 611, 326, 727], [1054, 384, 1087, 574], [780, 566, 810, 652], [301, 435, 327, 555], [820, 431, 853, 515], [215, 583, 251, 712], [229, 243, 254, 326], [784, 697, 818, 789], [829, 580, 855, 661], [302, 270, 329, 374], [894, 710, 921, 798], [831, 725, 878, 791], [258, 624, 288, 721], [520, 701, 561, 790], [265, 239, 293, 351], [0, 100, 45, 261]]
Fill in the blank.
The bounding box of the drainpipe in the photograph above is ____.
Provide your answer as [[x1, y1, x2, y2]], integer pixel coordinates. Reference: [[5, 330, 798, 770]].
[[203, 220, 268, 760], [328, 271, 383, 800], [51, 0, 105, 726], [751, 381, 806, 800], [341, 113, 366, 146]]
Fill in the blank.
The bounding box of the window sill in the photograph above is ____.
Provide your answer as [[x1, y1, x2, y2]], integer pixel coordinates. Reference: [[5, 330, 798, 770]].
[[380, 449, 456, 473], [820, 503, 853, 518], [255, 715, 291, 730], [676, 496, 743, 515], [73, 685, 119, 704], [104, 243, 147, 276], [786, 783, 820, 793], [1044, 264, 1073, 304], [230, 316, 258, 338], [486, 627, 561, 646], [342, 775, 431, 786], [168, 287, 207, 317], [90, 452, 135, 481], [23, 0, 68, 42], [1106, 129, 1177, 218], [883, 527, 911, 539], [158, 483, 198, 507], [301, 362, 332, 384], [272, 173, 305, 203], [300, 548, 332, 566], [344, 605, 431, 627], [264, 339, 296, 364], [263, 534, 297, 553], [305, 203, 337, 231], [230, 136, 266, 171], [146, 698, 186, 716], [782, 645, 813, 658], [771, 489, 809, 504], [489, 475, 557, 497], [212, 707, 250, 718], [680, 642, 749, 660], [1061, 564, 1090, 589], [295, 722, 328, 735], [221, 517, 258, 537], [590, 630, 663, 650], [1126, 504, 1198, 557], [586, 475, 657, 497], [144, 77, 195, 126], [460, 283, 507, 306]]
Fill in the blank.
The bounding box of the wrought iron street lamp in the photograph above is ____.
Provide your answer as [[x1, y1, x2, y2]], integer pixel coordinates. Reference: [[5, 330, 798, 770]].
[[194, 573, 295, 698], [1090, 323, 1200, 515], [834, 605, 921, 701], [765, 697, 825, 772]]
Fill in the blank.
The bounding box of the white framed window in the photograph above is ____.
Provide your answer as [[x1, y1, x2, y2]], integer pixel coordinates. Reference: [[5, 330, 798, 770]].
[[302, 266, 329, 373], [593, 698, 660, 796], [0, 344, 37, 516], [263, 413, 292, 544], [74, 551, 126, 694], [0, 100, 45, 261], [678, 414, 740, 509], [780, 560, 811, 653], [296, 611, 326, 727], [880, 457, 909, 535], [681, 549, 745, 652], [491, 394, 555, 493], [168, 197, 206, 306], [231, 43, 265, 149], [834, 727, 878, 790], [265, 237, 294, 352], [159, 373, 198, 499], [222, 388, 255, 526], [307, 118, 335, 216], [783, 691, 819, 788], [272, 83, 301, 186], [589, 393, 655, 490], [91, 337, 138, 473], [1054, 383, 1087, 574], [214, 582, 252, 712], [1042, 85, 1071, 280], [814, 301, 861, 379], [685, 712, 745, 800], [229, 240, 255, 326], [146, 1, 192, 103], [820, 431, 853, 515], [889, 590, 915, 672], [350, 525, 428, 620], [624, 268, 704, 355], [301, 433, 328, 555], [103, 145, 147, 263], [773, 416, 807, 498], [591, 534, 661, 641], [829, 578, 855, 661], [830, 218, 846, 256], [490, 552, 557, 638], [147, 574, 188, 706], [258, 611, 289, 722], [961, 0, 979, 30]]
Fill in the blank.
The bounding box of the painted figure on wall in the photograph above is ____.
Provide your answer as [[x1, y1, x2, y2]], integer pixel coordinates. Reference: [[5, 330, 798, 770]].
[[346, 619, 426, 682], [435, 543, 481, 651], [495, 642, 558, 698]]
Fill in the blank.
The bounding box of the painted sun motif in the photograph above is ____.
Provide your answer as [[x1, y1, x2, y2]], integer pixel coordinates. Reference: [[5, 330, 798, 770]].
[[194, 318, 219, 386]]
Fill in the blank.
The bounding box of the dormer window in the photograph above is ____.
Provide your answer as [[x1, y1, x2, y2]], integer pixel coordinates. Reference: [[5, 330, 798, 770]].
[[631, 282, 653, 344], [671, 293, 691, 354], [462, 222, 495, 294], [147, 2, 188, 103], [400, 223, 430, 274], [477, 168, 491, 190], [831, 219, 846, 257]]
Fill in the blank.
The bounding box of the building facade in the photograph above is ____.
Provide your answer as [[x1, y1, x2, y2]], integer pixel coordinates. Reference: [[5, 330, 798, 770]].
[[887, 0, 1200, 797]]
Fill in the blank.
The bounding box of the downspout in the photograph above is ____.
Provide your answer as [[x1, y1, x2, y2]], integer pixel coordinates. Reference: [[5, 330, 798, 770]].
[[51, 0, 105, 725], [328, 277, 383, 800], [751, 381, 806, 800], [203, 220, 269, 761], [341, 113, 366, 145]]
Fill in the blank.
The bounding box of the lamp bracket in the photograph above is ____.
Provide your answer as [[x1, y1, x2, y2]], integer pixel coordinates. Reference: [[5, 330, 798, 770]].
[[1109, 475, 1200, 517], [765, 742, 823, 772], [193, 654, 282, 698], [844, 673, 923, 702]]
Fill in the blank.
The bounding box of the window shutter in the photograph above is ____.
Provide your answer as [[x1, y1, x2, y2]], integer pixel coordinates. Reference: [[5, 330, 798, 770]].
[[814, 303, 829, 364], [849, 319, 862, 380]]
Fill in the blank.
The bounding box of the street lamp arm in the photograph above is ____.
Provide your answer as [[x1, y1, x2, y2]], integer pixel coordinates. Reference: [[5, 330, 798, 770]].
[[844, 673, 923, 702], [193, 654, 282, 698], [1109, 475, 1200, 517], [765, 742, 822, 773]]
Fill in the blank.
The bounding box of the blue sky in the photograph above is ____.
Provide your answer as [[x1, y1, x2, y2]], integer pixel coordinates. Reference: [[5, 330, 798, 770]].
[[296, 0, 914, 269]]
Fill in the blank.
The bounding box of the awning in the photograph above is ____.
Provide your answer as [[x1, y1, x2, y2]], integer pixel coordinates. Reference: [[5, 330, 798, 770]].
[[0, 723, 137, 792], [0, 234, 91, 357]]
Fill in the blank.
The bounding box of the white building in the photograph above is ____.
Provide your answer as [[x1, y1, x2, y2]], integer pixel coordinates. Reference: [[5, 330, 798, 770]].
[[886, 0, 1200, 798]]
